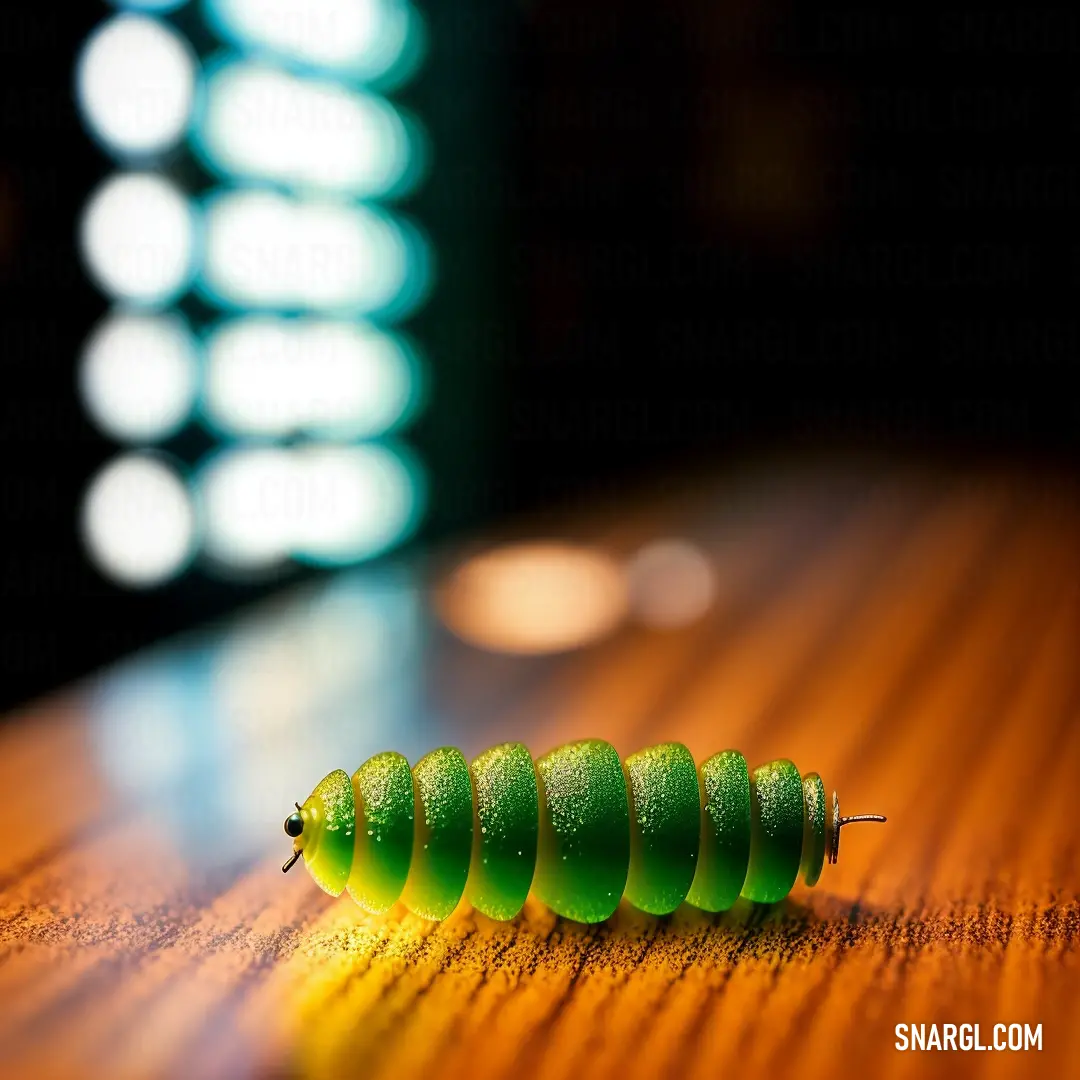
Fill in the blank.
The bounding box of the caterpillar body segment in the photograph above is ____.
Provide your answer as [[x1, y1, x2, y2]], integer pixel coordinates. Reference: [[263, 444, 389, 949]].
[[401, 747, 473, 919], [347, 751, 414, 913], [623, 743, 700, 917], [468, 742, 540, 920], [533, 740, 629, 923], [684, 750, 751, 913], [292, 769, 353, 897], [800, 773, 827, 888], [283, 740, 885, 924], [743, 759, 805, 904]]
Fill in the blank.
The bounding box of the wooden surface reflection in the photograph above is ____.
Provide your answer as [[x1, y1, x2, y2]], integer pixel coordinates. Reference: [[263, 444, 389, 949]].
[[0, 459, 1077, 1080]]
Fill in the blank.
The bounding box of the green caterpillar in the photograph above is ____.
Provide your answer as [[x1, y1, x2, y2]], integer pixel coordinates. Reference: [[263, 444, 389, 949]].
[[281, 740, 885, 923]]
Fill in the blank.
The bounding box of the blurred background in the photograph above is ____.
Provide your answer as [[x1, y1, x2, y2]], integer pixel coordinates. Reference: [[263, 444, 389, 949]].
[[1, 0, 1078, 713]]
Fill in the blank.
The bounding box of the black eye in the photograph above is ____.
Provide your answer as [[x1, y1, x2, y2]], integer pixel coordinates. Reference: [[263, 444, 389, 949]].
[[284, 812, 305, 838]]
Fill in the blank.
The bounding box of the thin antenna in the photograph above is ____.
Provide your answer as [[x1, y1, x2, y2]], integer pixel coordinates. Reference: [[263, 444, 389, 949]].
[[282, 850, 303, 874], [828, 791, 887, 865]]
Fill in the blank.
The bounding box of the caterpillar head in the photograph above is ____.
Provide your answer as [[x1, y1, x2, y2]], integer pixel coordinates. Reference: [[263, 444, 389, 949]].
[[282, 769, 355, 896]]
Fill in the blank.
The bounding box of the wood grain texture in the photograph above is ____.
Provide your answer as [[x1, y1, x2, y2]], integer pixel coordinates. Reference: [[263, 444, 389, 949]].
[[0, 458, 1077, 1080]]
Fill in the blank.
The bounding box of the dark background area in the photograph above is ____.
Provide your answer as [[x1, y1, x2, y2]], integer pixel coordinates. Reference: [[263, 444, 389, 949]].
[[1, 0, 1078, 713]]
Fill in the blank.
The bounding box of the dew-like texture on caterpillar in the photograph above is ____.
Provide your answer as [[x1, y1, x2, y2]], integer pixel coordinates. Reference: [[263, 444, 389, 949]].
[[283, 740, 882, 923]]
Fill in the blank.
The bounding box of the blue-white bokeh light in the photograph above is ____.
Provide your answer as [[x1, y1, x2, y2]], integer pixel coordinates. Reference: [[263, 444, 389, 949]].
[[77, 0, 431, 586], [80, 311, 201, 443], [290, 442, 423, 566], [77, 14, 197, 159], [81, 453, 199, 587], [203, 316, 422, 440], [198, 189, 421, 314], [196, 442, 423, 570], [196, 60, 415, 197], [203, 0, 423, 87], [80, 173, 198, 306]]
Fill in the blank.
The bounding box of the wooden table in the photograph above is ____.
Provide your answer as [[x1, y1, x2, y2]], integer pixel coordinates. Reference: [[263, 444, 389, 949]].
[[1, 456, 1077, 1080]]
